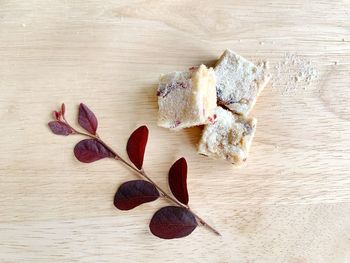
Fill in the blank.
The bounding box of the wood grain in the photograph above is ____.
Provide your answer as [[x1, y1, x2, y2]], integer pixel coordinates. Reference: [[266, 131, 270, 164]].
[[1, 0, 350, 262]]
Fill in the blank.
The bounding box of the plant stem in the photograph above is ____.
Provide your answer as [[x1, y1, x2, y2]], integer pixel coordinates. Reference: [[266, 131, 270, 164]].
[[121, 152, 221, 236], [68, 122, 221, 236]]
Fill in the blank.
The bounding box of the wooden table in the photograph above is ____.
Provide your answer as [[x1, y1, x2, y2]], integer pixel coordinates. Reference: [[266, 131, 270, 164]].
[[1, 1, 349, 262]]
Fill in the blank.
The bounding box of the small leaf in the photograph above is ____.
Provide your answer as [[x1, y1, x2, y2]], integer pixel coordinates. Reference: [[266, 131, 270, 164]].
[[114, 180, 159, 210], [126, 126, 148, 170], [74, 139, 114, 163], [168, 158, 189, 205], [149, 206, 197, 239], [78, 103, 98, 135], [48, 121, 74, 136], [61, 103, 66, 116], [53, 111, 60, 120]]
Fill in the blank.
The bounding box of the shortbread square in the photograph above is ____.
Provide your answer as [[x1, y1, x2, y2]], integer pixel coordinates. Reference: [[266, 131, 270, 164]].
[[157, 65, 217, 130], [198, 107, 257, 165], [215, 49, 270, 116]]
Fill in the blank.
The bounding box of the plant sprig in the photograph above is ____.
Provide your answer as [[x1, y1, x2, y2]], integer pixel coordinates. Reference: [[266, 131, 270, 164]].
[[48, 103, 220, 239]]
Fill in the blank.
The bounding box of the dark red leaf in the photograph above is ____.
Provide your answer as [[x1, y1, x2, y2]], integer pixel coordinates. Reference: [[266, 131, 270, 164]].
[[78, 103, 98, 135], [114, 180, 159, 210], [48, 121, 74, 136], [149, 206, 197, 239], [53, 111, 60, 120], [74, 139, 114, 163], [168, 158, 189, 205], [126, 126, 148, 170], [61, 103, 66, 116]]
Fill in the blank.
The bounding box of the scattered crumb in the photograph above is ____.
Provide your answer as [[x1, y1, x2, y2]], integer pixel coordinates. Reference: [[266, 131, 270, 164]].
[[334, 61, 338, 65], [259, 41, 264, 46], [257, 60, 270, 71], [264, 61, 270, 70], [271, 53, 319, 95]]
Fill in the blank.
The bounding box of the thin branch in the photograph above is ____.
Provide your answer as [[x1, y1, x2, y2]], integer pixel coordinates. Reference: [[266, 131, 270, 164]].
[[63, 118, 221, 236]]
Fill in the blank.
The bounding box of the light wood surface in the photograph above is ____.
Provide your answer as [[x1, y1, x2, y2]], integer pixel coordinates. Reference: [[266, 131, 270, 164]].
[[1, 0, 350, 262]]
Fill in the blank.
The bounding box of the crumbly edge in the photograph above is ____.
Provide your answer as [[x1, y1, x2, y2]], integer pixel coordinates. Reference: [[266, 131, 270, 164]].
[[215, 49, 270, 116], [198, 107, 257, 165]]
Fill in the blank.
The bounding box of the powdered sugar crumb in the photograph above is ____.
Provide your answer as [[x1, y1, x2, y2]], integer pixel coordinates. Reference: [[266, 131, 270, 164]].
[[272, 53, 319, 95]]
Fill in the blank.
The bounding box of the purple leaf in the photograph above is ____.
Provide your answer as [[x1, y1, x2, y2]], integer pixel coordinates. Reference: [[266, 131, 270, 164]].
[[149, 206, 197, 239], [126, 126, 148, 170], [61, 103, 66, 116], [78, 103, 98, 135], [114, 180, 159, 210], [48, 121, 74, 136], [74, 139, 114, 163], [168, 158, 189, 205], [53, 111, 60, 120]]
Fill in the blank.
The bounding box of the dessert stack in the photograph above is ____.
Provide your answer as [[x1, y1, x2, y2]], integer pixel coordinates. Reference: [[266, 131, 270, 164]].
[[157, 49, 270, 165]]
